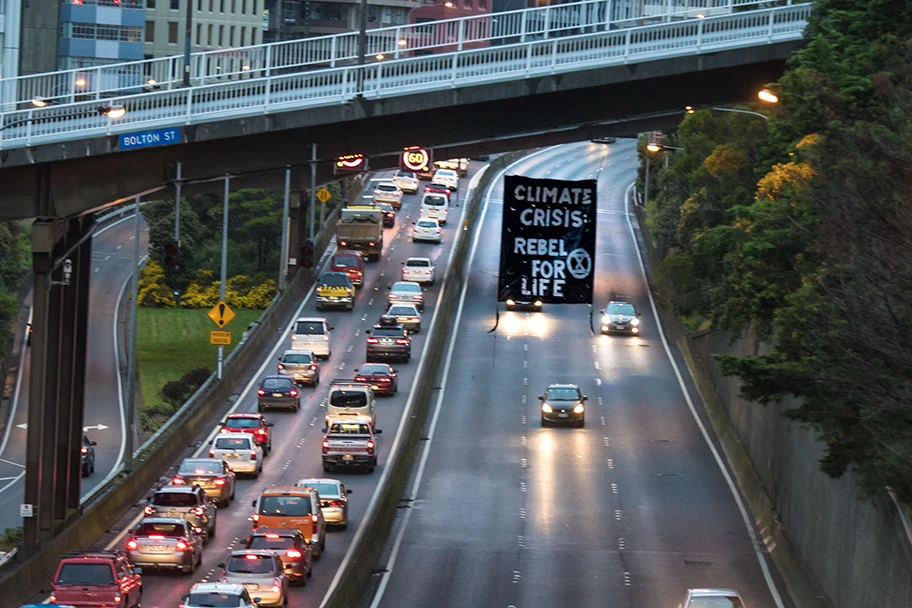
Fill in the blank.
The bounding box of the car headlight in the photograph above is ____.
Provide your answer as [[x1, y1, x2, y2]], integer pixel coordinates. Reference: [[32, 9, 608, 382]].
[[534, 300, 542, 307], [506, 299, 515, 306], [573, 404, 585, 414], [541, 403, 553, 413], [601, 315, 610, 324], [631, 317, 640, 326]]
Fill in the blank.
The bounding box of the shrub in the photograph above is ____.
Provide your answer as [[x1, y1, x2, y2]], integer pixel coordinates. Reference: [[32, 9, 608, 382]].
[[160, 366, 212, 409]]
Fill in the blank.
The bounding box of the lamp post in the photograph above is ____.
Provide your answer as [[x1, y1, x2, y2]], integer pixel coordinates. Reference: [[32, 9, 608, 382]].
[[184, 0, 194, 87], [685, 89, 779, 121]]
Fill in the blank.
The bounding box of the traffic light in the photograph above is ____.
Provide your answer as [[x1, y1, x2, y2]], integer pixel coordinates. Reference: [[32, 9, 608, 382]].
[[163, 240, 179, 267], [300, 240, 314, 269]]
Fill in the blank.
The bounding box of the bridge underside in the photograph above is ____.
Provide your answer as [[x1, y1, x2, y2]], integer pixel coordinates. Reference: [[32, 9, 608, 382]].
[[0, 40, 802, 220]]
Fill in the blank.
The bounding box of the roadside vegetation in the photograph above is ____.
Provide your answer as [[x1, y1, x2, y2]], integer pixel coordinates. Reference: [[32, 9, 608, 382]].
[[640, 0, 912, 500], [0, 221, 31, 369]]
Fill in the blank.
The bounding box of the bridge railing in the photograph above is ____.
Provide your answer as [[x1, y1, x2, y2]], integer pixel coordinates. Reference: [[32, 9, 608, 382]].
[[0, 2, 811, 150], [0, 0, 795, 113]]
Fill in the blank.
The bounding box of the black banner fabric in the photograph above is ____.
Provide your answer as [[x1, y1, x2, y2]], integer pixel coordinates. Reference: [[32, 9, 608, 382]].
[[498, 175, 597, 304]]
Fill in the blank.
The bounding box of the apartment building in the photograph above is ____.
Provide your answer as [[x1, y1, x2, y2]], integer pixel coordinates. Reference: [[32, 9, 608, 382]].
[[262, 0, 424, 42], [144, 0, 263, 59]]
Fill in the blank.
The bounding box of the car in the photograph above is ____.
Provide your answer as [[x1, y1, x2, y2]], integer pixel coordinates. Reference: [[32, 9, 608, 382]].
[[244, 528, 313, 585], [251, 486, 327, 559], [505, 296, 543, 312], [277, 349, 320, 386], [316, 271, 355, 311], [330, 250, 365, 287], [50, 551, 142, 608], [416, 163, 436, 181], [365, 316, 411, 363], [435, 157, 468, 177], [591, 136, 617, 144], [209, 432, 264, 478], [322, 417, 380, 473], [257, 375, 300, 412], [354, 363, 399, 396], [295, 478, 352, 529], [402, 257, 436, 285], [677, 588, 746, 608], [221, 412, 274, 453], [431, 168, 459, 191], [388, 281, 425, 311], [393, 169, 419, 193], [600, 300, 641, 334], [424, 182, 449, 195], [81, 434, 96, 477], [171, 458, 237, 506], [182, 583, 259, 608], [413, 218, 442, 243], [372, 181, 403, 209], [386, 303, 421, 334], [125, 517, 204, 573], [539, 383, 588, 427], [144, 484, 218, 541], [25, 322, 32, 346], [326, 380, 377, 426], [217, 550, 289, 607], [290, 317, 332, 359], [419, 191, 450, 225], [376, 202, 396, 227]]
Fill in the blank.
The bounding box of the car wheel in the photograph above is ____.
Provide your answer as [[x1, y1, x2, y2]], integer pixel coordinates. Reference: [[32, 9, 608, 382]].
[[223, 493, 231, 507], [231, 483, 236, 499], [577, 417, 585, 428]]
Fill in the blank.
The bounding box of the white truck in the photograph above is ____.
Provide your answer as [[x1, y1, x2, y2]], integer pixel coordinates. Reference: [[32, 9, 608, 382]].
[[321, 416, 380, 473], [337, 208, 383, 261], [435, 158, 469, 177]]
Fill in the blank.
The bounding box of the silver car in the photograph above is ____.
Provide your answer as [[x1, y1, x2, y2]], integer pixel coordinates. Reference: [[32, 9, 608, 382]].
[[296, 478, 353, 529], [678, 588, 746, 608], [144, 485, 218, 541], [386, 303, 421, 334], [125, 517, 203, 573], [218, 550, 289, 608], [388, 281, 425, 311], [277, 349, 320, 386]]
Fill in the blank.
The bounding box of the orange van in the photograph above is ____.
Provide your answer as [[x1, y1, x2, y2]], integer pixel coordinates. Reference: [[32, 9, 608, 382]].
[[251, 486, 327, 558]]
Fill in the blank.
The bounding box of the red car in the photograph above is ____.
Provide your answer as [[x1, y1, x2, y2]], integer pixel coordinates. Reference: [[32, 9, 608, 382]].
[[330, 250, 365, 287], [220, 413, 273, 455], [424, 183, 449, 195], [50, 551, 143, 608]]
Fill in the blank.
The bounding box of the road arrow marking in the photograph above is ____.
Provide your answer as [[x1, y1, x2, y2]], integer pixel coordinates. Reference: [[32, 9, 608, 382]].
[[83, 424, 109, 431]]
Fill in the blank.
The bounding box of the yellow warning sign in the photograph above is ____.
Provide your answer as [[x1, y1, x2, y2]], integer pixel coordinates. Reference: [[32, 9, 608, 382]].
[[210, 330, 232, 345], [207, 301, 235, 328], [316, 187, 332, 204]]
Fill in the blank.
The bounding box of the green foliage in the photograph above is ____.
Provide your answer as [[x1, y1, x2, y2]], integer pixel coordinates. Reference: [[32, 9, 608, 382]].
[[137, 260, 176, 308], [0, 526, 22, 551]]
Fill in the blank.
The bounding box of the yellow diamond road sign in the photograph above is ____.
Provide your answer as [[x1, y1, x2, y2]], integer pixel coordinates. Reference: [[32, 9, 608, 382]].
[[316, 187, 332, 204], [208, 301, 235, 328], [210, 330, 231, 345]]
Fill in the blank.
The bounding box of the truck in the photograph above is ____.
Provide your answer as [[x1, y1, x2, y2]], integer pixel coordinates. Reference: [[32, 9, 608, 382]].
[[435, 158, 469, 177], [337, 208, 383, 261], [321, 416, 380, 473]]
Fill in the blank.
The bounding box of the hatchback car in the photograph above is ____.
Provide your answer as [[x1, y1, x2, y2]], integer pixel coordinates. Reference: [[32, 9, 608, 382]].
[[372, 181, 403, 209], [366, 317, 411, 363], [144, 485, 218, 541], [600, 300, 641, 334], [393, 169, 419, 193], [218, 551, 289, 607], [330, 250, 365, 287], [209, 432, 264, 478], [245, 528, 313, 585], [539, 383, 588, 427], [401, 257, 436, 285], [50, 551, 143, 608], [354, 363, 399, 396], [431, 168, 459, 191], [125, 517, 203, 573], [413, 218, 442, 243], [678, 588, 746, 608], [388, 281, 425, 310], [296, 478, 352, 529], [277, 349, 320, 386], [376, 202, 396, 227], [81, 434, 97, 477], [290, 317, 332, 358], [221, 412, 274, 453], [257, 375, 300, 412], [182, 583, 258, 608], [424, 182, 449, 195], [386, 304, 421, 334], [171, 458, 237, 506]]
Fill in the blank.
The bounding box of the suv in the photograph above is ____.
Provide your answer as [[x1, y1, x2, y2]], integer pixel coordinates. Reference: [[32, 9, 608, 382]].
[[290, 317, 332, 358], [365, 316, 411, 362], [393, 169, 419, 193], [372, 181, 403, 209], [50, 551, 143, 608], [330, 250, 365, 287], [316, 271, 355, 311], [251, 486, 327, 559], [245, 528, 313, 584], [81, 434, 97, 477], [144, 484, 218, 541]]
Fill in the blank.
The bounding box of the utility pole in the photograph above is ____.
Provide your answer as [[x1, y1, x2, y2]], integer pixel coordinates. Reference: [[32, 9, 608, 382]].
[[309, 144, 317, 241], [357, 0, 368, 92], [218, 176, 229, 379], [279, 166, 291, 291], [183, 0, 194, 86], [124, 198, 141, 472], [174, 161, 183, 245]]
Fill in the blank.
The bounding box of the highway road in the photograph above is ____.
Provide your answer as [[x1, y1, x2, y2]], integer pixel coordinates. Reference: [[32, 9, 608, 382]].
[[58, 164, 487, 607], [0, 216, 146, 532], [363, 142, 797, 608]]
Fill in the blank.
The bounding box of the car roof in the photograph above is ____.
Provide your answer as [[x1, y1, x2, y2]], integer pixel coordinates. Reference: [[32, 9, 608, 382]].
[[689, 589, 741, 597], [326, 414, 373, 423], [214, 432, 255, 440], [138, 517, 188, 526], [259, 485, 316, 496], [261, 374, 293, 381], [297, 478, 340, 486], [155, 485, 197, 494], [546, 383, 580, 390], [296, 316, 327, 323], [189, 582, 246, 594], [388, 303, 419, 311], [226, 412, 262, 419], [282, 349, 314, 356], [321, 271, 349, 278], [607, 300, 635, 306], [405, 257, 432, 263], [249, 527, 304, 537], [229, 549, 277, 558], [416, 218, 439, 224], [391, 281, 419, 289], [334, 250, 362, 257]]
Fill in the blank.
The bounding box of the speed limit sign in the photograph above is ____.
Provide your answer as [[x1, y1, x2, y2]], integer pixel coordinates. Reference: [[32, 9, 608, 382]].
[[401, 147, 433, 172]]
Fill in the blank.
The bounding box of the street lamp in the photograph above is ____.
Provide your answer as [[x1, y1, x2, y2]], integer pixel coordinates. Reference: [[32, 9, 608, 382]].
[[102, 104, 126, 119], [758, 88, 778, 103]]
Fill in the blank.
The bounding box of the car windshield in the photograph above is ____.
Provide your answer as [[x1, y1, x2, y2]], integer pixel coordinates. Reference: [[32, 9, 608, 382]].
[[396, 171, 415, 178], [179, 460, 223, 474], [546, 387, 581, 401], [406, 259, 430, 268], [329, 422, 372, 434], [376, 184, 397, 192], [606, 303, 637, 315], [389, 306, 417, 316], [437, 170, 456, 177], [259, 495, 312, 516], [299, 482, 339, 497], [358, 364, 391, 375], [227, 554, 276, 575], [423, 195, 447, 207], [187, 592, 243, 607], [330, 391, 368, 408], [136, 522, 185, 537], [153, 491, 198, 507], [377, 203, 394, 212], [371, 327, 405, 337], [215, 437, 252, 450], [417, 220, 437, 228], [392, 283, 420, 293], [249, 535, 295, 550], [56, 563, 115, 586], [320, 274, 350, 287], [282, 353, 313, 364], [294, 321, 324, 335], [689, 598, 744, 608], [334, 255, 360, 268], [225, 418, 260, 428], [262, 377, 293, 390]]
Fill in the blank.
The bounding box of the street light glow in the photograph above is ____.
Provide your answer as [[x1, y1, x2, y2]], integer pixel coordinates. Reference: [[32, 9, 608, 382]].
[[146, 78, 157, 85], [376, 53, 385, 60], [758, 88, 778, 103], [646, 143, 661, 153], [242, 65, 251, 70], [444, 1, 454, 6], [31, 98, 48, 108], [685, 105, 694, 113], [398, 39, 408, 47], [75, 78, 87, 87], [103, 105, 126, 119], [696, 13, 705, 18]]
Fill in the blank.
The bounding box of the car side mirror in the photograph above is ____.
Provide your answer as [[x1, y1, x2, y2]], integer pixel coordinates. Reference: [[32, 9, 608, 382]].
[[322, 428, 328, 433], [90, 440, 97, 446], [537, 395, 544, 400], [375, 429, 383, 434], [133, 567, 143, 575], [346, 489, 353, 494], [217, 562, 225, 568], [400, 261, 405, 265], [182, 595, 189, 601], [330, 326, 335, 331], [599, 309, 604, 315], [254, 597, 262, 604], [251, 500, 257, 507], [365, 329, 371, 335], [637, 312, 642, 316], [412, 221, 416, 225], [267, 422, 275, 427], [391, 369, 398, 374], [583, 396, 589, 401]]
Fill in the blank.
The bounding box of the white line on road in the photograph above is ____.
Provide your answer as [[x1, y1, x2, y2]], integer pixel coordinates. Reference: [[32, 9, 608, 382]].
[[0, 458, 25, 468]]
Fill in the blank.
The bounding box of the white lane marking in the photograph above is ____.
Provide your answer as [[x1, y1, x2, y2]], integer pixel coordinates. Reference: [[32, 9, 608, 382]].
[[623, 181, 786, 608], [367, 148, 561, 608], [105, 256, 111, 261], [607, 459, 615, 469], [116, 245, 122, 250], [0, 308, 31, 459], [611, 483, 618, 494], [0, 459, 25, 468], [618, 537, 626, 550]]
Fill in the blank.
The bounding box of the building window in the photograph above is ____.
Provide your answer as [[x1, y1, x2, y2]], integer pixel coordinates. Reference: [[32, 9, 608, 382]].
[[144, 21, 154, 42], [66, 23, 145, 42], [208, 23, 214, 45], [218, 24, 224, 45], [171, 0, 179, 9], [311, 2, 345, 21], [231, 0, 235, 12], [168, 21, 178, 43], [415, 17, 433, 34], [464, 0, 471, 7], [479, 0, 486, 7], [209, 0, 213, 11], [239, 27, 245, 46], [147, 0, 155, 8], [197, 0, 202, 10], [220, 0, 224, 12], [229, 25, 235, 45], [241, 0, 246, 13]]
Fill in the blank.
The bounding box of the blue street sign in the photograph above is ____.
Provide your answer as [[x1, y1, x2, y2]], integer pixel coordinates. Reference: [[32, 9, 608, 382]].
[[119, 127, 181, 150]]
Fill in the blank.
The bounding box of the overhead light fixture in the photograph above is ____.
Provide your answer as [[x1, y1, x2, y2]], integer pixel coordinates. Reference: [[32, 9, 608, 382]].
[[375, 53, 385, 60], [31, 98, 49, 108], [685, 105, 694, 114], [444, 1, 454, 6], [758, 88, 779, 103], [146, 78, 157, 85], [696, 13, 705, 19], [242, 65, 251, 70], [646, 143, 661, 152], [397, 39, 408, 47], [75, 78, 87, 87], [102, 104, 126, 119]]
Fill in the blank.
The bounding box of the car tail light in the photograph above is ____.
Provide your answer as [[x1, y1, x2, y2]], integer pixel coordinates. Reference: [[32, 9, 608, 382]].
[[324, 335, 330, 341], [219, 576, 228, 583], [311, 513, 319, 534], [354, 271, 362, 277], [245, 554, 259, 560], [250, 450, 258, 460], [436, 228, 441, 233], [148, 534, 166, 539], [367, 337, 379, 344], [144, 506, 156, 515], [264, 533, 280, 538], [355, 376, 365, 382], [220, 427, 229, 433], [49, 595, 56, 604], [80, 447, 88, 454], [340, 241, 347, 246], [329, 500, 346, 507], [126, 538, 138, 550], [252, 513, 259, 523], [413, 226, 418, 232], [257, 389, 265, 396], [415, 294, 423, 300], [172, 477, 185, 484], [426, 269, 432, 274], [379, 377, 391, 382], [272, 580, 282, 593], [256, 428, 266, 435], [290, 390, 298, 397], [277, 363, 285, 370], [310, 364, 317, 370], [395, 338, 409, 345], [214, 478, 226, 486], [322, 440, 329, 454], [346, 288, 352, 294], [191, 506, 205, 516], [286, 549, 302, 558], [114, 596, 122, 604], [291, 335, 296, 340], [175, 539, 189, 550], [209, 449, 215, 457], [369, 242, 375, 247]]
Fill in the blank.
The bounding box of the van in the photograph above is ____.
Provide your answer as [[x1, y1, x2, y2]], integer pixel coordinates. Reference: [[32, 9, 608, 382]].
[[330, 250, 365, 287], [291, 317, 333, 358], [419, 192, 449, 225], [251, 486, 326, 558], [326, 380, 377, 426]]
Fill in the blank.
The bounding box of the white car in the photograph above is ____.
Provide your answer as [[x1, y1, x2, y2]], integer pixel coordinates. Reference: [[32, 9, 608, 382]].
[[218, 551, 289, 608], [435, 158, 468, 177], [413, 218, 441, 243], [402, 257, 436, 285], [419, 192, 449, 225], [182, 583, 259, 608], [393, 170, 419, 194], [209, 432, 264, 477], [385, 303, 421, 334], [678, 588, 746, 608], [388, 281, 424, 310], [290, 317, 332, 358], [431, 168, 459, 191], [373, 181, 403, 209]]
